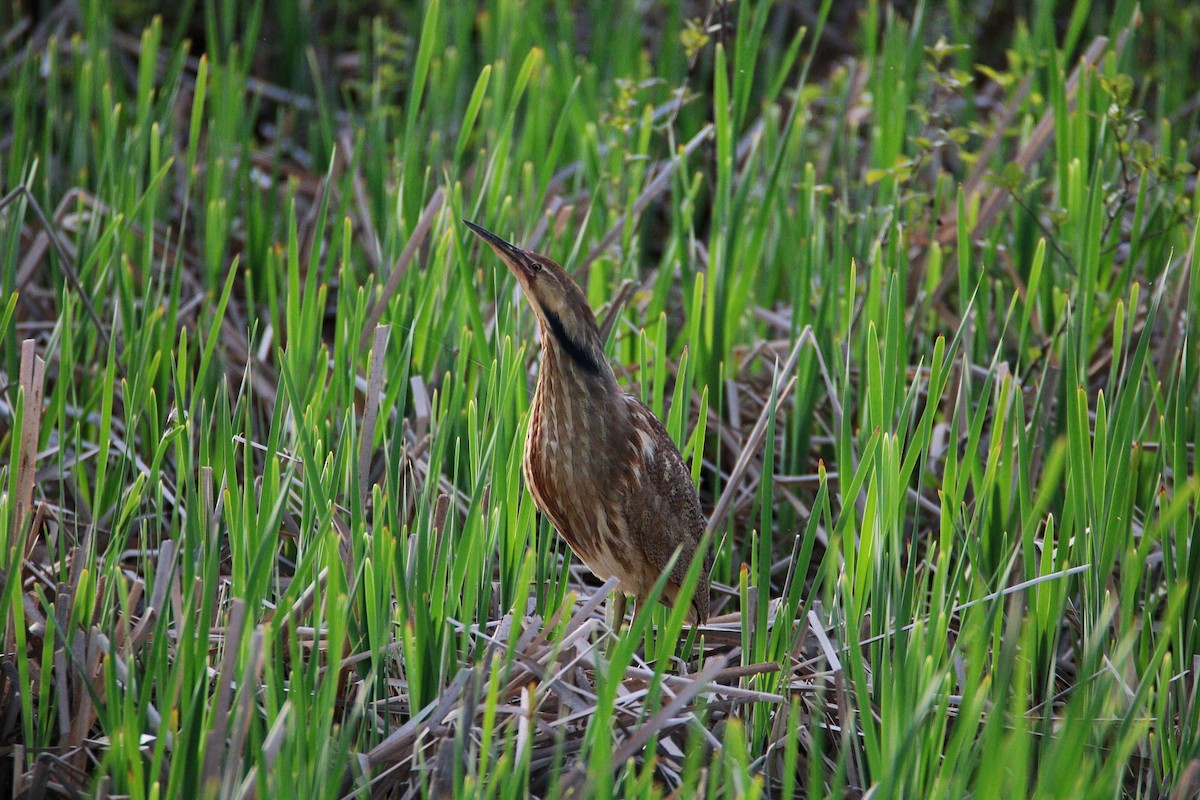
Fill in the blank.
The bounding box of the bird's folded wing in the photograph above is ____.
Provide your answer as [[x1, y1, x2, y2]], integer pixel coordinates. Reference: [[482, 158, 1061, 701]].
[[619, 394, 709, 584]]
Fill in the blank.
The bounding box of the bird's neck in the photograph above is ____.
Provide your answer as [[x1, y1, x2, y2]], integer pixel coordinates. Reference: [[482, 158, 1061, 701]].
[[536, 307, 608, 376], [533, 336, 628, 433]]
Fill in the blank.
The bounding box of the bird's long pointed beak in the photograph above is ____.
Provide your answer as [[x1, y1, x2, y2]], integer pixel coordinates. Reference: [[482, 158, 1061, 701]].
[[464, 220, 535, 276]]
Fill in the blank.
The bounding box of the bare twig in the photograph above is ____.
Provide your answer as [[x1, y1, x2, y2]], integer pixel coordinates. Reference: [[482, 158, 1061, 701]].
[[359, 187, 446, 354]]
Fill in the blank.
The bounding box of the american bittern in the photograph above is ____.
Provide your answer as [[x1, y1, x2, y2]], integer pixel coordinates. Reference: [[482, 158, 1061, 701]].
[[466, 220, 711, 625]]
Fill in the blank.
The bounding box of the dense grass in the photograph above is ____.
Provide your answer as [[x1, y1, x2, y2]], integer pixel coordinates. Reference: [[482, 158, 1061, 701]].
[[2, 0, 1199, 797]]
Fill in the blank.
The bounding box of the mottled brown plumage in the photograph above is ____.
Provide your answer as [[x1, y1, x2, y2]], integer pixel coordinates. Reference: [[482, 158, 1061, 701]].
[[466, 220, 711, 624]]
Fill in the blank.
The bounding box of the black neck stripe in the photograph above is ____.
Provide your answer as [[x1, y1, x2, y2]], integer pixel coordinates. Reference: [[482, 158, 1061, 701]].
[[542, 308, 603, 376]]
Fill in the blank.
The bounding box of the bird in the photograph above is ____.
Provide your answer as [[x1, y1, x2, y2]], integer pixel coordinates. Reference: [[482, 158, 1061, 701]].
[[465, 220, 712, 626]]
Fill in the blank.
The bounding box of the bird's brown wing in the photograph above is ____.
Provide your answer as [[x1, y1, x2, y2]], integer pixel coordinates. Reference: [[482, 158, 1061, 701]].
[[619, 394, 712, 622]]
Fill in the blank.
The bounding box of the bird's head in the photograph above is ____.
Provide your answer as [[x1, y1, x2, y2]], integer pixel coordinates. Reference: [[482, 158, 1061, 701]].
[[466, 220, 608, 377]]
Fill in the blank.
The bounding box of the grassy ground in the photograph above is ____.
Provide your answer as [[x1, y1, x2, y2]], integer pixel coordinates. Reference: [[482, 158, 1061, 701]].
[[2, 1, 1199, 797]]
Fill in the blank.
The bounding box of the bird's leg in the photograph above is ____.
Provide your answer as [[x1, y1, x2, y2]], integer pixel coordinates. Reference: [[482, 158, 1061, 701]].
[[607, 592, 628, 635]]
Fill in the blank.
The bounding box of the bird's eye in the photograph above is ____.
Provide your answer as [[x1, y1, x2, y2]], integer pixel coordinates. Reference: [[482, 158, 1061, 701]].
[[530, 260, 543, 273]]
